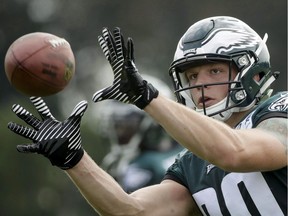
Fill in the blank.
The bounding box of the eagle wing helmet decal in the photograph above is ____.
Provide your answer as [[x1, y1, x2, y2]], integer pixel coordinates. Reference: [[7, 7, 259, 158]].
[[183, 28, 260, 56]]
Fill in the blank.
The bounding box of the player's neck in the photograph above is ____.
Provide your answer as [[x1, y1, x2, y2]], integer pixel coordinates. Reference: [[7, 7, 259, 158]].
[[225, 110, 251, 128]]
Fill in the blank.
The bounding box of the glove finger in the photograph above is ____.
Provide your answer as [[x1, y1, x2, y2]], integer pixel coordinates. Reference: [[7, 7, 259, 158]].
[[64, 101, 88, 141], [30, 97, 54, 120], [17, 143, 39, 153], [93, 84, 122, 102], [113, 27, 125, 60], [11, 104, 41, 129], [102, 27, 110, 41], [69, 100, 88, 118], [98, 35, 110, 60], [92, 85, 129, 103], [8, 122, 37, 140], [99, 32, 123, 78], [103, 28, 117, 62], [127, 37, 135, 62], [92, 86, 111, 102]]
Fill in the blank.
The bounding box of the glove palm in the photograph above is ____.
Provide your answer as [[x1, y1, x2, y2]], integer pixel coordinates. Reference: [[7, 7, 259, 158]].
[[8, 97, 88, 170]]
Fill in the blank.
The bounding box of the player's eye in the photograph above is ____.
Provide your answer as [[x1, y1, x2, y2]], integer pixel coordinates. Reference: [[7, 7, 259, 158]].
[[210, 68, 222, 75], [186, 72, 198, 81]]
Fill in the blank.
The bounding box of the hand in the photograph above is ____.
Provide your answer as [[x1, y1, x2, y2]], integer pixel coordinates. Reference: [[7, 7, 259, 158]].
[[8, 97, 88, 170], [92, 27, 159, 109]]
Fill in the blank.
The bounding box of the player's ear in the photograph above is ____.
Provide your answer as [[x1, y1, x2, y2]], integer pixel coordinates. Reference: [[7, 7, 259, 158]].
[[253, 74, 260, 82]]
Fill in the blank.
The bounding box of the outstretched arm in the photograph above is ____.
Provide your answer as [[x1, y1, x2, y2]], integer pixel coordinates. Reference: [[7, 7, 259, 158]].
[[66, 151, 200, 216], [144, 94, 287, 172], [91, 27, 286, 171], [8, 97, 199, 216]]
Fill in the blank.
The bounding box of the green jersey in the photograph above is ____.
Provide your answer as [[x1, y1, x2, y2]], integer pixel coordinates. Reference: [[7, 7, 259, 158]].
[[122, 145, 183, 192], [164, 92, 287, 216]]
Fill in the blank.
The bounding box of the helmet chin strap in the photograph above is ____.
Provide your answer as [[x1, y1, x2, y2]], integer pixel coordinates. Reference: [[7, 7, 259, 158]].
[[179, 85, 233, 121], [195, 97, 233, 121]]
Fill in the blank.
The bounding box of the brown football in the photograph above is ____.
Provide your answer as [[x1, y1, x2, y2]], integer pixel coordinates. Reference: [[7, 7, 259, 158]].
[[4, 32, 75, 96]]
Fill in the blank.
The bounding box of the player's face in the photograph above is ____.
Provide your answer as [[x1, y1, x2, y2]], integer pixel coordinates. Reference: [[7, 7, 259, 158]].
[[184, 62, 237, 109]]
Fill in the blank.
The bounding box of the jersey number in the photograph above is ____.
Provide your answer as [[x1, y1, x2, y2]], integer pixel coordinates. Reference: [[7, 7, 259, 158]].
[[192, 172, 283, 216]]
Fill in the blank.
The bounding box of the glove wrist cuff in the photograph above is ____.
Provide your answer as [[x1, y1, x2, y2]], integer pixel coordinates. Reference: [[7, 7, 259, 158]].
[[58, 148, 84, 170], [135, 82, 159, 109]]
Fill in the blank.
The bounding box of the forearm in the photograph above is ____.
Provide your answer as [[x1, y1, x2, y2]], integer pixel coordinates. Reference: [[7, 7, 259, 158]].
[[144, 95, 239, 163], [66, 151, 143, 216], [144, 95, 286, 171]]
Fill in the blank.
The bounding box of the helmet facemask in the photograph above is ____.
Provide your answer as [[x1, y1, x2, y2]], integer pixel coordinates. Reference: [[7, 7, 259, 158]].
[[172, 57, 245, 121]]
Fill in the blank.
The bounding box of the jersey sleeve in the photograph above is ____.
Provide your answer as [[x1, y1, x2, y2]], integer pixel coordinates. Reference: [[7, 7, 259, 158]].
[[163, 149, 190, 189]]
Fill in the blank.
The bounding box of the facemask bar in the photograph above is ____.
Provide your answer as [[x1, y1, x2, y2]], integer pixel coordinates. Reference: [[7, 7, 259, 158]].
[[176, 81, 243, 115]]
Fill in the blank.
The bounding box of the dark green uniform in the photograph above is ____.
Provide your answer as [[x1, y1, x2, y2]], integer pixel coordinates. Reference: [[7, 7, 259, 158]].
[[122, 145, 183, 193], [164, 92, 287, 215]]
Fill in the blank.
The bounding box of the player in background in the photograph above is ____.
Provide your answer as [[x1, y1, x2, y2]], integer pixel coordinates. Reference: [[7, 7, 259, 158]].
[[8, 16, 287, 215], [98, 76, 183, 192]]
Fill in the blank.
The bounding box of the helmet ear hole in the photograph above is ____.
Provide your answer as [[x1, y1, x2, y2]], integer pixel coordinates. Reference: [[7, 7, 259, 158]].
[[258, 71, 266, 81]]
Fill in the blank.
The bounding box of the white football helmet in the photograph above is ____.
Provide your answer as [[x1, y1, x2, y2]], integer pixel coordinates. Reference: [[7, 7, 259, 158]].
[[169, 16, 279, 121]]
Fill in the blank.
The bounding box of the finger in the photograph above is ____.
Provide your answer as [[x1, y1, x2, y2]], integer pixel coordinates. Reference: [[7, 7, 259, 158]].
[[113, 27, 125, 60], [102, 27, 110, 41], [17, 143, 39, 153], [103, 28, 117, 62], [127, 37, 135, 61], [63, 101, 88, 140], [98, 35, 110, 60], [69, 100, 88, 118], [92, 85, 129, 103], [8, 122, 37, 140], [30, 97, 54, 120], [11, 104, 41, 129], [92, 86, 112, 102], [99, 27, 111, 61]]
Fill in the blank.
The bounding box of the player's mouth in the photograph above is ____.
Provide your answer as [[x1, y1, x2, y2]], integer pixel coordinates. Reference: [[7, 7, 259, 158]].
[[197, 96, 214, 108]]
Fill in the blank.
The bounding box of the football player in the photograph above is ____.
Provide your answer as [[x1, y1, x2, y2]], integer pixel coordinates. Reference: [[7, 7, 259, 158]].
[[8, 16, 287, 215]]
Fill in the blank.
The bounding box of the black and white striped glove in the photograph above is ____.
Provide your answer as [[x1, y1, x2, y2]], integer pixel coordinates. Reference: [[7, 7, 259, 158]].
[[7, 97, 88, 170], [92, 27, 158, 109]]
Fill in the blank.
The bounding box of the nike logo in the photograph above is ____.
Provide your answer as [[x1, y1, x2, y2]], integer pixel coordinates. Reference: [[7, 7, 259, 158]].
[[206, 164, 216, 174]]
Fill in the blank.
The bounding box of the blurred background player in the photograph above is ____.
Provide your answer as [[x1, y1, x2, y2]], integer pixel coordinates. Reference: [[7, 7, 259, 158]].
[[98, 75, 183, 192]]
